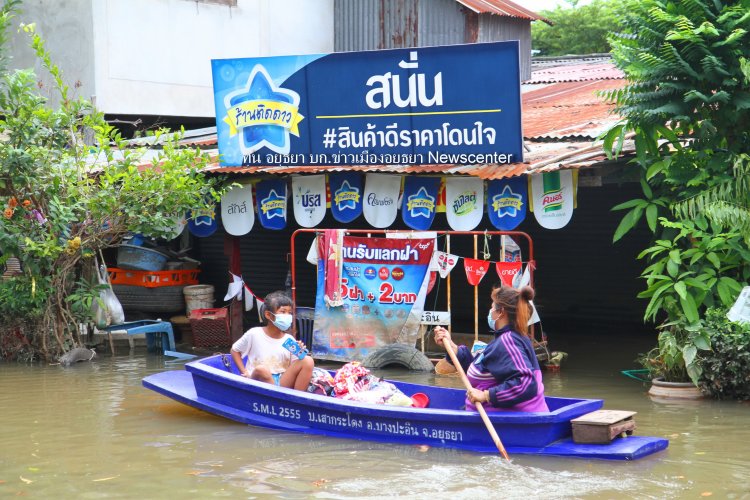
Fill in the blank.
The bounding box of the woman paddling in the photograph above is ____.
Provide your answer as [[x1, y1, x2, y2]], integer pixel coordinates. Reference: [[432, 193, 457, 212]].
[[434, 285, 548, 412]]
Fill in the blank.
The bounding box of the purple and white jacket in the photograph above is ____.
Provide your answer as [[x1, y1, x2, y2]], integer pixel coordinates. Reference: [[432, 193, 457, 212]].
[[449, 325, 549, 413]]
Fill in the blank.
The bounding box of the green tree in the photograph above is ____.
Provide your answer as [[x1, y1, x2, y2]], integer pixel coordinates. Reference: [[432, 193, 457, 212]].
[[0, 3, 223, 361], [531, 0, 625, 56], [603, 0, 750, 384]]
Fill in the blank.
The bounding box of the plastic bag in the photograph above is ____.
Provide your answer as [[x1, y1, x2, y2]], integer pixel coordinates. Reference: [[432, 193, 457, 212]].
[[92, 263, 125, 328]]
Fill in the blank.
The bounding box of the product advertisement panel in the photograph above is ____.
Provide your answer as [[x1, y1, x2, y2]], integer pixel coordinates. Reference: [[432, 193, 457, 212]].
[[313, 236, 434, 362], [211, 42, 522, 166]]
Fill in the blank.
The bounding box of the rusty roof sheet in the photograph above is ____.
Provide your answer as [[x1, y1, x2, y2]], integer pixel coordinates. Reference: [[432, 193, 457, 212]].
[[454, 0, 549, 22], [522, 79, 622, 141]]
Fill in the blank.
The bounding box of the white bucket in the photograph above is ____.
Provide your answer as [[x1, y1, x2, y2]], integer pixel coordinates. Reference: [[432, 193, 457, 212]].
[[183, 284, 215, 316]]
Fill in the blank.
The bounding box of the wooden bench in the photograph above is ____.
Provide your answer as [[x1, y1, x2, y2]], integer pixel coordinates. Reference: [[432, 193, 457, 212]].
[[571, 410, 637, 444]]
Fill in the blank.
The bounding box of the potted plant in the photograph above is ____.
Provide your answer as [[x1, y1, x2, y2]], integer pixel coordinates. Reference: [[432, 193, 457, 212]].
[[638, 320, 710, 399]]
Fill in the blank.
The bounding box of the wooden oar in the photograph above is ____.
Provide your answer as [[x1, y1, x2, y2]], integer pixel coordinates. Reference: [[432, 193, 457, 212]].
[[444, 342, 510, 460]]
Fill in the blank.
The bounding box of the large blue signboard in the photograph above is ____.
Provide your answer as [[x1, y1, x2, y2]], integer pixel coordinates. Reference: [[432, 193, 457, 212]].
[[211, 42, 522, 166]]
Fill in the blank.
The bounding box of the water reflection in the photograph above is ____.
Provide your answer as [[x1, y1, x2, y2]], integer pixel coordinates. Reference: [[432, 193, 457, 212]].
[[0, 340, 749, 498]]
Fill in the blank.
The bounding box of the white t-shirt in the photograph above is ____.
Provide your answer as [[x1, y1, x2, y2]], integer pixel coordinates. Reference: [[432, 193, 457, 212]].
[[231, 326, 295, 375]]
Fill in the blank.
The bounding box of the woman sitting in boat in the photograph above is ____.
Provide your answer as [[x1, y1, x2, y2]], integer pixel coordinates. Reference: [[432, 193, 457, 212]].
[[230, 291, 314, 391], [433, 285, 548, 413]]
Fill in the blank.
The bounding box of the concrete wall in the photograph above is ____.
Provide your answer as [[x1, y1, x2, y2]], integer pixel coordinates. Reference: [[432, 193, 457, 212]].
[[10, 0, 334, 117], [9, 0, 96, 106]]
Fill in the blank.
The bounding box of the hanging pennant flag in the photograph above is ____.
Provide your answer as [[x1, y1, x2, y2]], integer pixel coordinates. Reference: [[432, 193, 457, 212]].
[[496, 261, 522, 287], [401, 177, 440, 231], [244, 285, 254, 311], [292, 175, 326, 228], [224, 273, 244, 301], [513, 262, 532, 289], [188, 204, 218, 237], [464, 258, 489, 286], [256, 178, 288, 230], [529, 170, 577, 230], [363, 173, 400, 228], [487, 176, 527, 230], [426, 271, 437, 294], [329, 172, 363, 223], [445, 177, 484, 231], [221, 184, 254, 236], [528, 300, 541, 325], [430, 251, 459, 278]]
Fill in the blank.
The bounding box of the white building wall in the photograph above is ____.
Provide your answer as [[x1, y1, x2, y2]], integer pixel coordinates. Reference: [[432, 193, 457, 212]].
[[11, 0, 334, 117], [93, 0, 334, 117]]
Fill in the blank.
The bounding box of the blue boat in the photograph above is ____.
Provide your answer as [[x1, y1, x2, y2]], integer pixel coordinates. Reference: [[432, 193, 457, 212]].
[[143, 354, 668, 460]]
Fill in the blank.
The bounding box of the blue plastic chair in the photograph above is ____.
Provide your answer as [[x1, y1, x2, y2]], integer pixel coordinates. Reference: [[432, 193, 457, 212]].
[[101, 320, 195, 360]]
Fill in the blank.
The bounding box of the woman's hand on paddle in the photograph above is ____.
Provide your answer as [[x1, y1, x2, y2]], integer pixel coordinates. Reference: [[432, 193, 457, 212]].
[[467, 388, 489, 404], [433, 326, 457, 353]]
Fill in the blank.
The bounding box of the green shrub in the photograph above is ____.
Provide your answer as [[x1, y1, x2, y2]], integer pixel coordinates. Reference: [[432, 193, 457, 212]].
[[698, 308, 750, 400]]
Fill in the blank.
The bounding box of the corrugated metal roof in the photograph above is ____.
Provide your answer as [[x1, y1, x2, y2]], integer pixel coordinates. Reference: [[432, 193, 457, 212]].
[[522, 79, 621, 141], [526, 60, 624, 84], [454, 0, 549, 22]]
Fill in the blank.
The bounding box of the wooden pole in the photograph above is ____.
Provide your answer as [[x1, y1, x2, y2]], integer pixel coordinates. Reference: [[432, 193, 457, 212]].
[[473, 235, 478, 343], [444, 341, 510, 459], [446, 235, 451, 335]]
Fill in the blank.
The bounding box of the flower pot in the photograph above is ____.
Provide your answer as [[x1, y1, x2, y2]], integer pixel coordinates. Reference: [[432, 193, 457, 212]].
[[648, 377, 704, 400]]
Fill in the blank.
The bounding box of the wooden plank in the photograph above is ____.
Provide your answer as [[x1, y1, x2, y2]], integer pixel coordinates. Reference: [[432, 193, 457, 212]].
[[571, 410, 636, 426]]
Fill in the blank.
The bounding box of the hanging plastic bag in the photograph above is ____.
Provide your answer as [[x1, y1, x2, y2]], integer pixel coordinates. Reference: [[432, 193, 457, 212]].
[[92, 261, 125, 328]]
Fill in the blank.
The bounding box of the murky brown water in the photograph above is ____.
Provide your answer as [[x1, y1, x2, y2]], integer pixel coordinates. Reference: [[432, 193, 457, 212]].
[[1, 334, 749, 499]]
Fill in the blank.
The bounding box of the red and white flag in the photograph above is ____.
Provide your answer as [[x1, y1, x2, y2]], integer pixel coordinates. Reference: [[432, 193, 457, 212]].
[[431, 251, 459, 279], [464, 258, 489, 286], [496, 261, 522, 287]]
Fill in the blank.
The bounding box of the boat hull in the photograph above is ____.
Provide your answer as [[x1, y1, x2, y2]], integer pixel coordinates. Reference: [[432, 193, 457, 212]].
[[142, 355, 668, 460]]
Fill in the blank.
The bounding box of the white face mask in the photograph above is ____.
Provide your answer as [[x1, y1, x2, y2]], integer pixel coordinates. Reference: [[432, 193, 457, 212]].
[[271, 312, 293, 332], [487, 309, 497, 331]]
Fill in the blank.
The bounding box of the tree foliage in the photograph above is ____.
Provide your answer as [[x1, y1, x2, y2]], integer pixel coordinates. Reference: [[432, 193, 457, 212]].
[[531, 0, 625, 56], [0, 4, 222, 361], [603, 0, 750, 385]]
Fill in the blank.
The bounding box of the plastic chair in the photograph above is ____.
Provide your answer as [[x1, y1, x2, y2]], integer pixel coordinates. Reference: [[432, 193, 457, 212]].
[[295, 306, 314, 347], [101, 320, 195, 360]]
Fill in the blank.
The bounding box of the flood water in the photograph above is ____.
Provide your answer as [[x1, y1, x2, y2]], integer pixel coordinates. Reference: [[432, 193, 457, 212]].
[[1, 333, 749, 499]]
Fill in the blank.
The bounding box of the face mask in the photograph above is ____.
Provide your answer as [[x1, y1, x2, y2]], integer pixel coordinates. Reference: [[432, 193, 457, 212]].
[[487, 309, 496, 331], [271, 313, 293, 332]]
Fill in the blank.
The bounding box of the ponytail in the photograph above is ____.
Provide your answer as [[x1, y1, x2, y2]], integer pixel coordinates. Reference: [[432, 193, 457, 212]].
[[491, 285, 535, 337]]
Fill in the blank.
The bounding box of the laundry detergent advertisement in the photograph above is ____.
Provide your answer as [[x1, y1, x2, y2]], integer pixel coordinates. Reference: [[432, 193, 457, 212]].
[[313, 236, 434, 362], [211, 42, 522, 167]]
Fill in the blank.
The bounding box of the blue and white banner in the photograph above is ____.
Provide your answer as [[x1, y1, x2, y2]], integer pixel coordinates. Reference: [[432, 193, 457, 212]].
[[211, 42, 522, 166], [292, 175, 326, 228], [188, 204, 218, 237], [329, 172, 363, 223], [255, 178, 288, 230], [401, 176, 440, 230], [487, 176, 527, 230], [221, 184, 254, 236]]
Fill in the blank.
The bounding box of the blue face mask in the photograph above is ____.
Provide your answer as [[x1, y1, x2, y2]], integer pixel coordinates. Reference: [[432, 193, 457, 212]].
[[271, 312, 293, 332], [487, 309, 496, 331]]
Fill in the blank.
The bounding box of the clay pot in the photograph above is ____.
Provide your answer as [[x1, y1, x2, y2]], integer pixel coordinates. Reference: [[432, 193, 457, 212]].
[[648, 377, 704, 400]]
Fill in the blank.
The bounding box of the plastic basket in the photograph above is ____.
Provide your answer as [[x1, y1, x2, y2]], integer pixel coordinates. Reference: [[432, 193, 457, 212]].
[[108, 268, 200, 288], [189, 308, 231, 348]]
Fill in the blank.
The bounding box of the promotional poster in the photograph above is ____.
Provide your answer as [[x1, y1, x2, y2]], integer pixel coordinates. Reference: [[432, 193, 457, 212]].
[[313, 236, 434, 362]]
